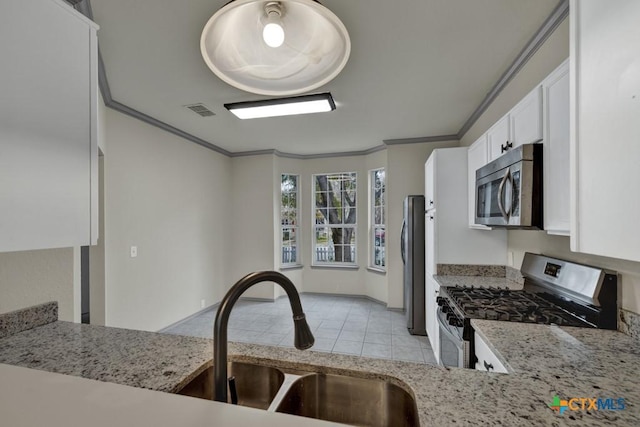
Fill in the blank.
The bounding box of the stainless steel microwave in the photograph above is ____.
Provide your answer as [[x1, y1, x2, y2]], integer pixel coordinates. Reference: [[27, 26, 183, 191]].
[[474, 144, 543, 229]]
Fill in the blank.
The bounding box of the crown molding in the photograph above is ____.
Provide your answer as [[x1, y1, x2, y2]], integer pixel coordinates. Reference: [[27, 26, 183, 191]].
[[456, 0, 569, 139], [383, 135, 458, 145]]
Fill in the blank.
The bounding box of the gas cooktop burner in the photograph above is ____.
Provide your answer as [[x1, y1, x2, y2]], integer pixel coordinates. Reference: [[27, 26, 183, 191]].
[[444, 286, 592, 327]]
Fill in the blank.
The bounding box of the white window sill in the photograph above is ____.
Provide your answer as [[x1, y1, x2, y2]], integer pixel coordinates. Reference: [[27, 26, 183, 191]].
[[280, 264, 303, 271], [310, 264, 359, 270], [366, 266, 386, 275]]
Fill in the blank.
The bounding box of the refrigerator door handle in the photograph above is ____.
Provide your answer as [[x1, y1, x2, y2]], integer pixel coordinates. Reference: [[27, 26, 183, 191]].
[[400, 218, 406, 264]]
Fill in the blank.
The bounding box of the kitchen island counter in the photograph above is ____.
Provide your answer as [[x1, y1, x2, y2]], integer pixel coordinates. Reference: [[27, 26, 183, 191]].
[[1, 307, 639, 425]]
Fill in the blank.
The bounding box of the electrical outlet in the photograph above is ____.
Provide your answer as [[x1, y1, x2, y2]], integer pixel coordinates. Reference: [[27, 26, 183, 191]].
[[200, 299, 206, 309], [130, 246, 138, 258]]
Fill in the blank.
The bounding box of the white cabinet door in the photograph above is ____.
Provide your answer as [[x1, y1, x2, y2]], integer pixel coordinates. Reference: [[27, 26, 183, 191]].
[[474, 332, 508, 373], [487, 115, 510, 162], [424, 154, 435, 211], [467, 136, 490, 229], [543, 60, 570, 236], [425, 275, 439, 363], [0, 0, 98, 252], [510, 86, 543, 148], [570, 0, 640, 262], [425, 209, 436, 276]]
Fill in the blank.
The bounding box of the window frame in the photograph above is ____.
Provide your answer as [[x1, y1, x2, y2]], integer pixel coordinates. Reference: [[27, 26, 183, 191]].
[[280, 173, 300, 268], [312, 172, 358, 267], [369, 168, 386, 271]]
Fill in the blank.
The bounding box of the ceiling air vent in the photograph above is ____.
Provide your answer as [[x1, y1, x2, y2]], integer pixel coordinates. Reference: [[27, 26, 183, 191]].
[[184, 103, 215, 117]]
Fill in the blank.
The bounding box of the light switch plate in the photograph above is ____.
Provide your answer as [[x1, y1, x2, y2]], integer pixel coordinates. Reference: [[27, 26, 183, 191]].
[[130, 246, 138, 258]]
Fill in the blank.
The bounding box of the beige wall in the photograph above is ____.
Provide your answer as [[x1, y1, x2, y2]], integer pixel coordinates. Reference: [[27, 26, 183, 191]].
[[228, 155, 278, 300], [103, 108, 231, 331], [0, 248, 75, 321], [459, 17, 640, 314]]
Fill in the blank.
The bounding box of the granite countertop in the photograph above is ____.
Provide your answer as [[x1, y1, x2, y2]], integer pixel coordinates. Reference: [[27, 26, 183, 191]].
[[1, 319, 639, 426], [1, 301, 639, 426], [433, 274, 523, 289], [0, 321, 213, 392], [472, 319, 640, 388]]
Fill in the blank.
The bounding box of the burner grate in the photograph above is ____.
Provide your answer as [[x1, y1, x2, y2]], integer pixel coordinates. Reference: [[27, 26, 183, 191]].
[[444, 286, 591, 327]]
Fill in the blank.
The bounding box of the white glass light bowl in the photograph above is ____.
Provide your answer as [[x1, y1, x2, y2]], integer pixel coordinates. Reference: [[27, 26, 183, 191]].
[[200, 0, 351, 96]]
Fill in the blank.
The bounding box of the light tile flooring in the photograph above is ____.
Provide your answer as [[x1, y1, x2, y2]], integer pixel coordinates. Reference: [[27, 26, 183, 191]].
[[162, 294, 437, 365]]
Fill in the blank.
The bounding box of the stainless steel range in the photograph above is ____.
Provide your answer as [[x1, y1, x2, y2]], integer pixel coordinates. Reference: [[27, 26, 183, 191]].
[[436, 253, 619, 369]]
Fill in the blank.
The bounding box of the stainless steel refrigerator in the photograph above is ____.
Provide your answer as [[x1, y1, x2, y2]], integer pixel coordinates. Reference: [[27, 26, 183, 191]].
[[401, 195, 426, 336]]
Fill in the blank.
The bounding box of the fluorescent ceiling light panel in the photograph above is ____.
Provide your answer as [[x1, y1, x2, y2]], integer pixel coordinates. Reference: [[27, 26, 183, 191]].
[[225, 93, 336, 119]]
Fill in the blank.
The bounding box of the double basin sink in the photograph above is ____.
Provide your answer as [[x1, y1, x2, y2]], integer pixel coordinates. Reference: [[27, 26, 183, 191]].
[[177, 361, 419, 426]]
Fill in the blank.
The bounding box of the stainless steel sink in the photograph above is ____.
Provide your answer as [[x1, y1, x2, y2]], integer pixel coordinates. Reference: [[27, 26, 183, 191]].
[[177, 362, 285, 410], [275, 373, 419, 427]]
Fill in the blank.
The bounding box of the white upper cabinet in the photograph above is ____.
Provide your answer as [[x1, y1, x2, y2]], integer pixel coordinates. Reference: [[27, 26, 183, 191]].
[[570, 0, 640, 262], [542, 59, 570, 236], [467, 135, 490, 229], [487, 115, 511, 162], [468, 60, 570, 235], [487, 88, 543, 162], [510, 86, 543, 148], [0, 0, 99, 252]]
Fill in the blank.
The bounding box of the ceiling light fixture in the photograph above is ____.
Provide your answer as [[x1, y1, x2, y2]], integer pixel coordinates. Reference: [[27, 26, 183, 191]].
[[224, 92, 336, 119], [200, 0, 351, 96]]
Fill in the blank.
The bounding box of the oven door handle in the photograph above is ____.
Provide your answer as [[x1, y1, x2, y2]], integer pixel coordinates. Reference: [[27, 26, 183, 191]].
[[436, 311, 462, 345], [497, 167, 511, 222]]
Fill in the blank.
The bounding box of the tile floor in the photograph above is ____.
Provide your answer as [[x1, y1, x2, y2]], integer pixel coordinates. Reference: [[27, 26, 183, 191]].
[[161, 294, 437, 365]]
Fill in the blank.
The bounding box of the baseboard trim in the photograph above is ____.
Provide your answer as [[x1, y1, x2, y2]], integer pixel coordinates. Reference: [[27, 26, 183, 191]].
[[157, 302, 219, 333], [300, 291, 402, 311]]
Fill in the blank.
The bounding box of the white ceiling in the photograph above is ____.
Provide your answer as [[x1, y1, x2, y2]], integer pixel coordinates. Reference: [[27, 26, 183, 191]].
[[89, 0, 561, 155]]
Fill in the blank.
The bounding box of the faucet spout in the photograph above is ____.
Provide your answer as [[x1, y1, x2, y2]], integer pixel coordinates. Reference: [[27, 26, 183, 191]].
[[213, 271, 314, 403]]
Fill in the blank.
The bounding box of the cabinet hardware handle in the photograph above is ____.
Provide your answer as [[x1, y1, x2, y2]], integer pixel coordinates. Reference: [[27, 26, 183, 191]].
[[500, 141, 511, 153], [501, 141, 514, 153], [484, 360, 494, 372], [429, 200, 434, 205], [429, 216, 434, 220]]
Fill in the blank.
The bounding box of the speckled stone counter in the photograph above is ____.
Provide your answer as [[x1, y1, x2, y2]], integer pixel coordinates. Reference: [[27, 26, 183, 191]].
[[2, 319, 639, 426], [434, 274, 524, 289], [0, 301, 58, 338], [0, 321, 213, 392], [473, 319, 640, 384]]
